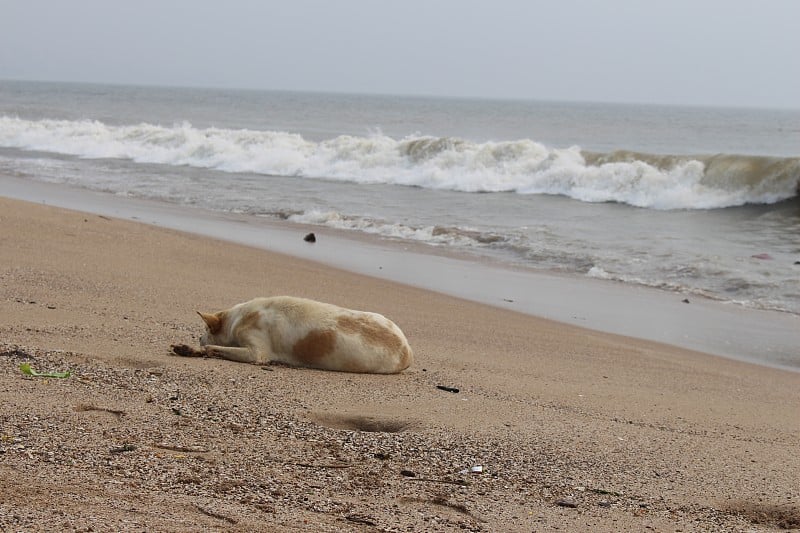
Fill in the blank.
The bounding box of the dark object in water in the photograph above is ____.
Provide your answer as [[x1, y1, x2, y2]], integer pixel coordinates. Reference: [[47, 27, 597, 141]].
[[436, 385, 460, 393], [682, 298, 690, 304], [304, 232, 316, 243]]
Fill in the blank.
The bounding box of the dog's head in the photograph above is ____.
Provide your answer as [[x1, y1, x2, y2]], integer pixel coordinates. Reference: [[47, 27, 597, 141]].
[[197, 311, 226, 346]]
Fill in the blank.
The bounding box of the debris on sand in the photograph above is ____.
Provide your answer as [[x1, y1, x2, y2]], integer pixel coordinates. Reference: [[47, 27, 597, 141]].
[[19, 363, 71, 379]]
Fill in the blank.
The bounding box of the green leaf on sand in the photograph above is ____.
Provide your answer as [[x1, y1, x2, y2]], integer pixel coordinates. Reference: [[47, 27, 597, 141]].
[[19, 363, 71, 379]]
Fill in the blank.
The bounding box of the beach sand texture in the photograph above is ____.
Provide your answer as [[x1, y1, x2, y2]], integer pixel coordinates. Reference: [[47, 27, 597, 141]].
[[1, 196, 799, 531]]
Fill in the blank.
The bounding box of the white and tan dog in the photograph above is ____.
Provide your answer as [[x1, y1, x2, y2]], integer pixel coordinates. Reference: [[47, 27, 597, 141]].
[[195, 296, 413, 374]]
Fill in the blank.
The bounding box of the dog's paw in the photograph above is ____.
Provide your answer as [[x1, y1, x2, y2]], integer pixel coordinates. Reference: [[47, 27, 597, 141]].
[[170, 344, 204, 357]]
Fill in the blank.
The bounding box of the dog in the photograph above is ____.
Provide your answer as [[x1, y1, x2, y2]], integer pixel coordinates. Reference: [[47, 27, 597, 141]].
[[194, 296, 413, 374]]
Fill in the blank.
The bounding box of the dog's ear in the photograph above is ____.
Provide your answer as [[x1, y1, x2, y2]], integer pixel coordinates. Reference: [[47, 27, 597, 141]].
[[197, 311, 223, 334]]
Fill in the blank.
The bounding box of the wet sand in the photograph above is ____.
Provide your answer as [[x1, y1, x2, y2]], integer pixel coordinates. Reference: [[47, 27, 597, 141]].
[[1, 195, 799, 531], [2, 174, 798, 371]]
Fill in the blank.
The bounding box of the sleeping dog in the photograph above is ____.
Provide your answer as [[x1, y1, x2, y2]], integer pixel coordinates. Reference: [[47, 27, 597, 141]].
[[187, 296, 413, 374]]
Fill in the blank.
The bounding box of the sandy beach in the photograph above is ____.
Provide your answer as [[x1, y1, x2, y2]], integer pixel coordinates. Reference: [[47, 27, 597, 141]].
[[1, 195, 799, 532]]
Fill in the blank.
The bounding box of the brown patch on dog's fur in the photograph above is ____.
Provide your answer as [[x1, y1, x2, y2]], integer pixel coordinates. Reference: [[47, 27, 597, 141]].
[[337, 315, 402, 353], [292, 329, 337, 364]]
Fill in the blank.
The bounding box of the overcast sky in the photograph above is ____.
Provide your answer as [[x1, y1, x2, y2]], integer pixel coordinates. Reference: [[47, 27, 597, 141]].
[[2, 0, 799, 109]]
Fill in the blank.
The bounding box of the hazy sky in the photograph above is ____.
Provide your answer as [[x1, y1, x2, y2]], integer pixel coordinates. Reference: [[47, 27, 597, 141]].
[[2, 0, 799, 109]]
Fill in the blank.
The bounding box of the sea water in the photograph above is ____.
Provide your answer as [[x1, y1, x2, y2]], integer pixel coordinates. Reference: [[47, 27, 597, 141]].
[[1, 80, 798, 315]]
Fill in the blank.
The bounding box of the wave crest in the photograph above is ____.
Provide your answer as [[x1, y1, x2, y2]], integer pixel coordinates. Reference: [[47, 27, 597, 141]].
[[1, 116, 797, 210]]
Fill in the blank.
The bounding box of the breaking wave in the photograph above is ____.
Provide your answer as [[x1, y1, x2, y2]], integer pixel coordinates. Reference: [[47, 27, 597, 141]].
[[1, 116, 797, 210]]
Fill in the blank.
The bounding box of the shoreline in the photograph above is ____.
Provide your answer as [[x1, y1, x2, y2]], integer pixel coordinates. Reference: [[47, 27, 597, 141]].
[[2, 174, 798, 371], [1, 192, 799, 531]]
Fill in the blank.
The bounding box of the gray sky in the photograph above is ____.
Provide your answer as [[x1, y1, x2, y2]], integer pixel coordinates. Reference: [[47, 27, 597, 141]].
[[2, 0, 799, 109]]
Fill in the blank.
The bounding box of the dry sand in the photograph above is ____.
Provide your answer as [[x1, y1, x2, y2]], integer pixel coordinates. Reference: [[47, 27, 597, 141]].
[[1, 196, 799, 532]]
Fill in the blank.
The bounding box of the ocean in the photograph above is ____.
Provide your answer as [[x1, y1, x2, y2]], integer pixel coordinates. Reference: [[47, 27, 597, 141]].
[[1, 80, 799, 316]]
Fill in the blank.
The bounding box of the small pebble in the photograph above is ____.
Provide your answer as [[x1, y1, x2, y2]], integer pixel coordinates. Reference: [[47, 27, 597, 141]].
[[556, 497, 577, 508]]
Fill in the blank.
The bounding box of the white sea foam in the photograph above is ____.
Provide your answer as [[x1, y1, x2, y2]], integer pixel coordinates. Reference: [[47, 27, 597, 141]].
[[286, 209, 495, 248], [1, 116, 797, 210]]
